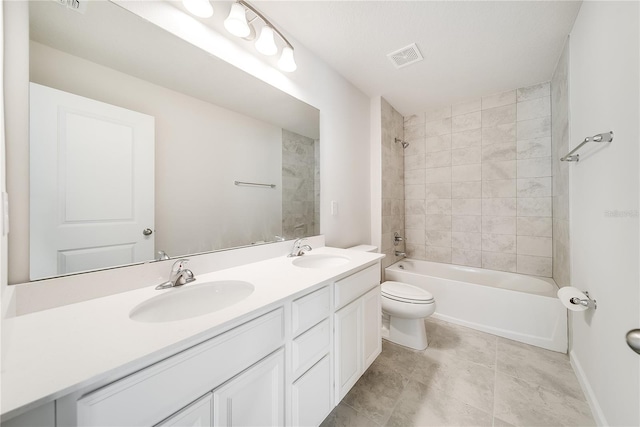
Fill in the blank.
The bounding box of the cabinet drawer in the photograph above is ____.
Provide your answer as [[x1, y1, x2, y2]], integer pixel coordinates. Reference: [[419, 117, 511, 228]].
[[292, 286, 330, 337], [292, 318, 330, 379], [77, 308, 284, 427], [334, 264, 380, 310], [292, 355, 332, 427]]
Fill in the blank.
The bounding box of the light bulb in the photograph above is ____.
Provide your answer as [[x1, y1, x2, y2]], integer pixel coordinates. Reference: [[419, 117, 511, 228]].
[[255, 26, 278, 56], [182, 0, 213, 18], [224, 3, 250, 37], [278, 46, 297, 72]]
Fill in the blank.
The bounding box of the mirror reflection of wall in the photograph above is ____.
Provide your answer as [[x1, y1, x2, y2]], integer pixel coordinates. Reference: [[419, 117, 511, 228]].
[[10, 1, 320, 283]]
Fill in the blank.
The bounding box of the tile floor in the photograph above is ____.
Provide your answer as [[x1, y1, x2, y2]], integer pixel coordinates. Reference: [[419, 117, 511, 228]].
[[321, 318, 595, 427]]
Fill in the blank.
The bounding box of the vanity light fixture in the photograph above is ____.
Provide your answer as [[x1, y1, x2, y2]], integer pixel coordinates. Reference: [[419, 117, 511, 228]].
[[223, 0, 297, 72], [182, 0, 213, 18]]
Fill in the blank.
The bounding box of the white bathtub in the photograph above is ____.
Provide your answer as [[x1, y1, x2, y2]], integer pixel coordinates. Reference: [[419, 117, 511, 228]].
[[385, 259, 567, 352]]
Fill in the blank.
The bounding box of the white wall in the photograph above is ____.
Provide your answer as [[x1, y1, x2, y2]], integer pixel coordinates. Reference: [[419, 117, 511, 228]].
[[568, 2, 639, 425], [1, 1, 371, 316]]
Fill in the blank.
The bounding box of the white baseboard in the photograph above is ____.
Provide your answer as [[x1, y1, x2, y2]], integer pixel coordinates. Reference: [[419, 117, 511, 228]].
[[570, 350, 608, 426]]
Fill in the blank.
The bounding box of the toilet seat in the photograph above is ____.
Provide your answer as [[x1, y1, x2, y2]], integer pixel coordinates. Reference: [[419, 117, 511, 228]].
[[381, 281, 434, 304]]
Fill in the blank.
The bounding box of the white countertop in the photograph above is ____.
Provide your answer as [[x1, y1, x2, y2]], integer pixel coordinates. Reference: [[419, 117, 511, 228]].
[[1, 246, 384, 420]]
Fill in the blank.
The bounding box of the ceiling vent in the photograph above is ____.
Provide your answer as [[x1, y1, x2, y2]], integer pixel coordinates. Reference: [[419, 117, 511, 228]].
[[387, 43, 423, 69]]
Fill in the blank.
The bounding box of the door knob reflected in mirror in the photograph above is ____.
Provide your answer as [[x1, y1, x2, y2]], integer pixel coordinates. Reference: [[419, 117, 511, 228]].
[[143, 228, 153, 236], [626, 329, 640, 354]]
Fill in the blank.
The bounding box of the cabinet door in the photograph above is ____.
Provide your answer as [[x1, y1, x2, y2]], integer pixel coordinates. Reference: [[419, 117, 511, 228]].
[[156, 394, 212, 427], [292, 355, 332, 427], [213, 349, 285, 427], [362, 285, 382, 370], [334, 298, 362, 402]]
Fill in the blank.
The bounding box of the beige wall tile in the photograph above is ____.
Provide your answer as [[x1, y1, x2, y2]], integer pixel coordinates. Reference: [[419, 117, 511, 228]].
[[452, 215, 482, 233], [425, 214, 452, 231], [453, 99, 481, 116], [404, 168, 426, 185], [426, 199, 452, 215], [517, 197, 552, 217], [482, 252, 517, 272], [452, 111, 481, 133], [517, 97, 550, 122], [482, 142, 517, 162], [404, 113, 425, 127], [482, 90, 516, 109], [426, 134, 452, 152], [482, 160, 517, 180], [452, 248, 482, 267], [517, 177, 552, 198], [452, 232, 482, 250], [452, 181, 482, 199], [517, 82, 550, 102], [517, 157, 552, 178], [405, 199, 426, 215], [517, 255, 552, 277], [482, 198, 517, 216], [452, 129, 482, 149], [452, 198, 482, 216], [425, 118, 452, 137], [482, 104, 516, 128], [517, 117, 551, 140], [516, 137, 551, 159], [405, 228, 426, 245], [425, 106, 452, 122], [405, 184, 426, 200], [452, 147, 482, 165], [405, 124, 426, 141], [482, 234, 517, 253], [426, 230, 452, 247], [405, 243, 426, 260], [482, 179, 516, 198], [425, 183, 452, 199], [406, 214, 426, 229], [482, 216, 516, 235], [517, 217, 552, 237], [426, 151, 452, 168], [404, 153, 426, 170], [452, 164, 482, 182], [403, 137, 426, 156], [482, 123, 516, 145], [425, 166, 452, 183], [517, 235, 552, 257], [425, 246, 452, 263]]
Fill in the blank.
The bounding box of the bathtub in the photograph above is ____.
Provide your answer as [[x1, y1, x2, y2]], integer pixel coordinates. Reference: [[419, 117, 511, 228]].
[[385, 259, 567, 352]]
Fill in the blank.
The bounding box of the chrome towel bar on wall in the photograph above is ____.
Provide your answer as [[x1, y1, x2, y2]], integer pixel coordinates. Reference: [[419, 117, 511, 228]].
[[234, 180, 276, 188], [561, 131, 613, 162]]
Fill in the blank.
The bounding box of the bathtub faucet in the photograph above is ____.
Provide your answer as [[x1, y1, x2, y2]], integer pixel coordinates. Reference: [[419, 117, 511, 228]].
[[395, 250, 407, 258]]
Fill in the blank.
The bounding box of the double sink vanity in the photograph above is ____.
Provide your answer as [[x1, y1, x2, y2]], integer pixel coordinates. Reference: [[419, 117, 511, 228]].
[[2, 246, 384, 427]]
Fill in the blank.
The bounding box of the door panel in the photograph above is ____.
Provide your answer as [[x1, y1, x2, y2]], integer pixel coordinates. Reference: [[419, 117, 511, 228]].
[[30, 83, 154, 279]]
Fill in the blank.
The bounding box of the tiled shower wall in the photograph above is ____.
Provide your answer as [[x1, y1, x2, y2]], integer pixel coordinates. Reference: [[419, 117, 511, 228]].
[[551, 41, 571, 286], [282, 129, 319, 239], [403, 83, 553, 276], [381, 98, 405, 268]]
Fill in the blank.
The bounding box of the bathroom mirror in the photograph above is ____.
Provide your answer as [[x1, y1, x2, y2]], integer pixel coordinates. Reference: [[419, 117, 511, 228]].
[[9, 0, 320, 283]]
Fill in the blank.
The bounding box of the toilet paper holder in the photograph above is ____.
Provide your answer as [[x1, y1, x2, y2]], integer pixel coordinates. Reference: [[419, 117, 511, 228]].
[[570, 291, 597, 310]]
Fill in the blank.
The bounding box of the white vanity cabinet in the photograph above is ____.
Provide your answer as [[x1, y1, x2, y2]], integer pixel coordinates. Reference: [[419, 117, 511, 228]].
[[289, 286, 333, 427], [333, 265, 382, 402], [155, 394, 213, 427]]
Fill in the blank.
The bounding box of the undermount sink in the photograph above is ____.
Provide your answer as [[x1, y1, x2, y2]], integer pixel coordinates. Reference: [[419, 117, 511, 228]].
[[130, 280, 254, 323], [292, 254, 350, 268]]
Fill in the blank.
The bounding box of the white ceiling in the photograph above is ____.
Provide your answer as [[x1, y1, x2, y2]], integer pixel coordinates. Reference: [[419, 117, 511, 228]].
[[253, 1, 582, 116]]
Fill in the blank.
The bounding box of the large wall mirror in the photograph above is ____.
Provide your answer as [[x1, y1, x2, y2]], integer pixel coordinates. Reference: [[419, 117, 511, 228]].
[[10, 0, 320, 283]]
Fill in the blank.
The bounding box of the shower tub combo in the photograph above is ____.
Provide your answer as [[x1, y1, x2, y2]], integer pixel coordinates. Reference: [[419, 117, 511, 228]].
[[385, 259, 567, 352]]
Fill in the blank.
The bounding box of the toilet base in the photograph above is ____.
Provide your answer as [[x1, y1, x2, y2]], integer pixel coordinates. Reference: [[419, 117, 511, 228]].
[[384, 315, 428, 350]]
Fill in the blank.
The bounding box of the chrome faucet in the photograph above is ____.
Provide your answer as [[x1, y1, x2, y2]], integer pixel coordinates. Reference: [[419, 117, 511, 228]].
[[395, 250, 407, 258], [288, 238, 312, 257], [156, 259, 195, 290]]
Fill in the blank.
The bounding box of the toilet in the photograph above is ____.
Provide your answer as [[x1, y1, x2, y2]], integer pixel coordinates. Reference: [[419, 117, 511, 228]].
[[347, 245, 436, 351]]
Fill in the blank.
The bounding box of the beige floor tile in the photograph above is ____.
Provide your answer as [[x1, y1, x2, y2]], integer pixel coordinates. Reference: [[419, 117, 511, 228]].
[[414, 347, 495, 413], [320, 403, 381, 427], [494, 372, 595, 426], [425, 318, 497, 368], [375, 340, 422, 378], [385, 379, 493, 427], [493, 417, 516, 427], [342, 358, 410, 425], [496, 337, 585, 401]]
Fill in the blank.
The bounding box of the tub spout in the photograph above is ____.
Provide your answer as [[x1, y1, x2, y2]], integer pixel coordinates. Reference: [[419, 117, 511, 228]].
[[395, 250, 407, 257]]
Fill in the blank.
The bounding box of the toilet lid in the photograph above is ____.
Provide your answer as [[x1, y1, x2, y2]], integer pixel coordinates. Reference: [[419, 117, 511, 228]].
[[381, 281, 434, 303]]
